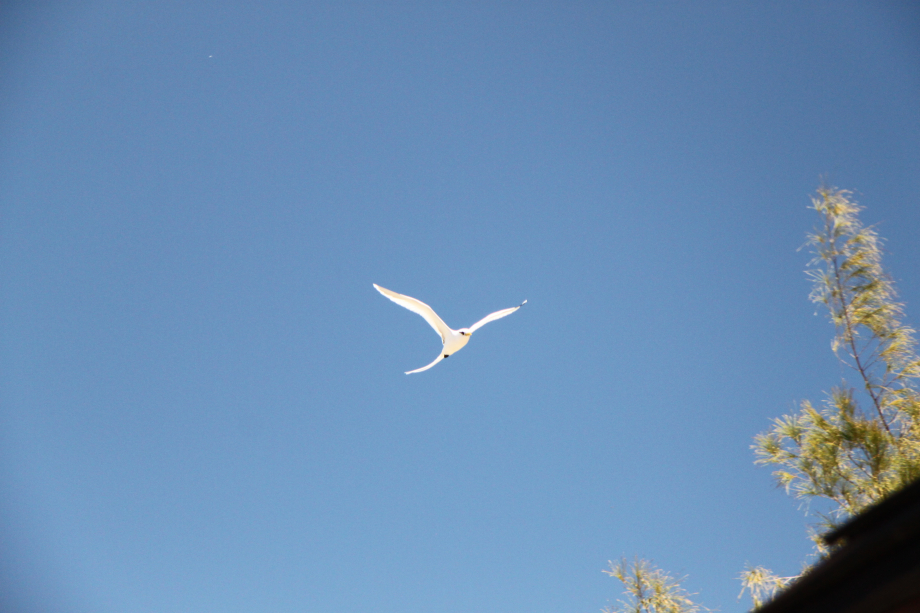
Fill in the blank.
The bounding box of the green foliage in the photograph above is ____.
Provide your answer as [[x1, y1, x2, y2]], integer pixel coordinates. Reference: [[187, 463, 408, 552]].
[[753, 187, 920, 529], [603, 558, 704, 613], [738, 565, 794, 609], [606, 188, 919, 612], [741, 187, 920, 608]]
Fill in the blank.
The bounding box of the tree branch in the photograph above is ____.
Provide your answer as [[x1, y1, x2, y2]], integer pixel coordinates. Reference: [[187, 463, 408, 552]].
[[829, 243, 891, 435]]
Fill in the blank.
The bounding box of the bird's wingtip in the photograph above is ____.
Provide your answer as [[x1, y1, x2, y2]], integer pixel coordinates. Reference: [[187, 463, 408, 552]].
[[521, 299, 528, 306]]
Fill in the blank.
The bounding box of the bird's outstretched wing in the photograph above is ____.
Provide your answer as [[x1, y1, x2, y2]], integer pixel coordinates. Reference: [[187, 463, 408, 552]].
[[468, 300, 527, 333], [405, 352, 445, 375], [373, 284, 452, 343]]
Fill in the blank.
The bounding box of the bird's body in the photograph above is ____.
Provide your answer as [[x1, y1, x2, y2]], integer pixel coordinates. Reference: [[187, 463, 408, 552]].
[[373, 283, 526, 374], [441, 328, 472, 357]]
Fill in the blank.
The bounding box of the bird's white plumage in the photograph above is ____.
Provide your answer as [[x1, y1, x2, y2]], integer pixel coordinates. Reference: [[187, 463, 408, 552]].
[[373, 284, 450, 343], [404, 353, 444, 375], [373, 284, 526, 374], [469, 302, 527, 332]]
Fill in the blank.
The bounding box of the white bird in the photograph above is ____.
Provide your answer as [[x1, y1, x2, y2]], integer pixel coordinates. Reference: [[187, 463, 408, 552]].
[[373, 283, 526, 374]]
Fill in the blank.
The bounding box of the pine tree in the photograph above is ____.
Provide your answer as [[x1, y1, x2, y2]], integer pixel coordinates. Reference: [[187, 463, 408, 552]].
[[606, 187, 920, 610], [740, 186, 920, 603], [603, 558, 704, 613], [755, 187, 920, 518]]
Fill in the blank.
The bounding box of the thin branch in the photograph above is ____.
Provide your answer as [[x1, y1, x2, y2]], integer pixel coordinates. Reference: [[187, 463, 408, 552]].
[[830, 247, 891, 435]]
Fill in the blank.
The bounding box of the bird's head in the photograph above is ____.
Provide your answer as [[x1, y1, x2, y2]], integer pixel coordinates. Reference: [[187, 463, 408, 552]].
[[458, 328, 473, 337]]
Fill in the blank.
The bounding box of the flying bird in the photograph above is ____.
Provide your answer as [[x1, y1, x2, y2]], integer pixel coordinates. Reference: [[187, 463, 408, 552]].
[[373, 283, 526, 374]]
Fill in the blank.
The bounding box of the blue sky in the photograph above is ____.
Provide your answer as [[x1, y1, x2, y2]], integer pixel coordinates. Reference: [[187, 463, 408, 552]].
[[1, 2, 918, 612]]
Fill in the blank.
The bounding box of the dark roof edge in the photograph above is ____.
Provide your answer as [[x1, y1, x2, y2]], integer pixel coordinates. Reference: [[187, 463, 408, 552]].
[[823, 478, 920, 546]]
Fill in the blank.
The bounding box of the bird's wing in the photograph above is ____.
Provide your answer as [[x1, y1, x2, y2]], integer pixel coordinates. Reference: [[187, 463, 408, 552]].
[[468, 300, 527, 333], [373, 284, 452, 344], [405, 353, 444, 375]]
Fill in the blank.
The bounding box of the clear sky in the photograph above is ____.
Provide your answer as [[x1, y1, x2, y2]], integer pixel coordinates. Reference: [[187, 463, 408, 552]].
[[1, 2, 918, 612]]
